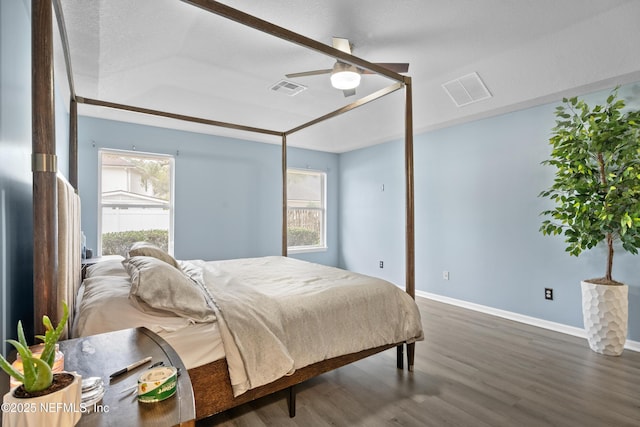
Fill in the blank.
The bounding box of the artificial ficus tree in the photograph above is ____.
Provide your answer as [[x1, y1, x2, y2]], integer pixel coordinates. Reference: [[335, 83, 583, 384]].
[[539, 89, 640, 284]]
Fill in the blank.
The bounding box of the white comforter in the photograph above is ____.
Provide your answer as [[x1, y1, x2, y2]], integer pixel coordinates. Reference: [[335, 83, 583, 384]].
[[190, 256, 424, 396]]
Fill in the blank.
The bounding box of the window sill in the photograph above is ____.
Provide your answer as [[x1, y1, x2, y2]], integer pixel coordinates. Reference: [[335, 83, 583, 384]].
[[288, 246, 328, 254]]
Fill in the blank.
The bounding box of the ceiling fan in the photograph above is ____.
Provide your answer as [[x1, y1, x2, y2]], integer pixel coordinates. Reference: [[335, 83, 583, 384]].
[[285, 37, 409, 97]]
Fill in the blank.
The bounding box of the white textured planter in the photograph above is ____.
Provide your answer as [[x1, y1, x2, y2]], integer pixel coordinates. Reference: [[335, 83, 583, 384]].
[[581, 280, 628, 356], [2, 372, 82, 427]]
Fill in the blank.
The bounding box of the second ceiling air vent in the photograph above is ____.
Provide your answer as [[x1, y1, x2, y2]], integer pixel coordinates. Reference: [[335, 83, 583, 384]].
[[270, 80, 308, 96], [442, 72, 492, 107]]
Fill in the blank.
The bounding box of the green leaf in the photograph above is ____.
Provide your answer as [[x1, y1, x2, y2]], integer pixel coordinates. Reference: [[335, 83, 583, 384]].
[[42, 315, 53, 332], [6, 339, 36, 389], [0, 354, 25, 384], [40, 301, 68, 368], [17, 321, 28, 350], [26, 357, 53, 392]]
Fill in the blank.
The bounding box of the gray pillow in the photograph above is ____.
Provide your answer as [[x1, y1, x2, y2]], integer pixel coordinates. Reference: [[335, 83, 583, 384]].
[[124, 256, 215, 322], [128, 242, 180, 269]]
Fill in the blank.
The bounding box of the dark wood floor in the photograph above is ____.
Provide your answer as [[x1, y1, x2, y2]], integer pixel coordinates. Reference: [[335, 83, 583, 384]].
[[197, 297, 640, 427]]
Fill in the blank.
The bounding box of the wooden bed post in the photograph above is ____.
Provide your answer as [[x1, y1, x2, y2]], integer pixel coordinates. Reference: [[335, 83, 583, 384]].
[[405, 77, 416, 371], [53, 0, 78, 192], [404, 77, 415, 299], [69, 98, 78, 190], [32, 0, 58, 334], [282, 134, 288, 257]]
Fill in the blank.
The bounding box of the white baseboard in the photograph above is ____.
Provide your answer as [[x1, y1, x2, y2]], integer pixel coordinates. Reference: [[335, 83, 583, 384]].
[[416, 290, 640, 353]]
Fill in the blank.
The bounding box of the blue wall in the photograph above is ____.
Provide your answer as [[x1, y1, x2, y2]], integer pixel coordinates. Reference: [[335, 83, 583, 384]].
[[339, 140, 406, 285], [0, 1, 72, 372], [77, 117, 339, 266], [0, 0, 33, 367], [339, 84, 640, 342]]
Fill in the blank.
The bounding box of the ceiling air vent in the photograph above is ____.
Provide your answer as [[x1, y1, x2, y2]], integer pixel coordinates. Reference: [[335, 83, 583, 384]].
[[442, 72, 492, 107], [270, 79, 307, 96]]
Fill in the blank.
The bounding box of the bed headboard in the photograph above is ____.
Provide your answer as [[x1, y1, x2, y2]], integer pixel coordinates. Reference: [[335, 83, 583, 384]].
[[56, 174, 81, 338]]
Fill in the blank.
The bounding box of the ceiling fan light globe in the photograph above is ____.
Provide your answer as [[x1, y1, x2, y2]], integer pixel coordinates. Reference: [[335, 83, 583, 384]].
[[331, 70, 361, 90]]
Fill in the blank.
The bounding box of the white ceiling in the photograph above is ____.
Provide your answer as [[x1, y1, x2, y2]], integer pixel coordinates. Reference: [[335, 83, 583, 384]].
[[56, 0, 640, 153]]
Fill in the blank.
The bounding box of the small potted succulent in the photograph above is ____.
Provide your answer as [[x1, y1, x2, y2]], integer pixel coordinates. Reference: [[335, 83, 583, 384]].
[[1, 302, 82, 426]]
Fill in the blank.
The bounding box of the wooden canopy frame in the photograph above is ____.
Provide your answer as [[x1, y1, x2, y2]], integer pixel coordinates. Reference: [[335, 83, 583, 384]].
[[33, 0, 416, 418]]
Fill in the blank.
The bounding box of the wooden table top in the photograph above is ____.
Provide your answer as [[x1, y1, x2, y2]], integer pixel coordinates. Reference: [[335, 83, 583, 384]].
[[59, 327, 195, 427]]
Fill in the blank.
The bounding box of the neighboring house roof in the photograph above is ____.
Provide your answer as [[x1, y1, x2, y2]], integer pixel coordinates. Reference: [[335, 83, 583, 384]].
[[102, 190, 169, 207]]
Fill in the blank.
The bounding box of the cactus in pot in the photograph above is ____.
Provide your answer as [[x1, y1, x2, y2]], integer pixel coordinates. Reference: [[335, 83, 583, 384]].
[[0, 302, 68, 392]]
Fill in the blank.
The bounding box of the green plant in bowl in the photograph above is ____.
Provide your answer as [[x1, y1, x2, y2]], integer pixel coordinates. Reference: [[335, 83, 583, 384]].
[[0, 302, 68, 392]]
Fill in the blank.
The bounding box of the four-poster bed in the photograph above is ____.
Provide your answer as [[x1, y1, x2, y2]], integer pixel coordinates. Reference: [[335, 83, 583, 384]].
[[32, 0, 418, 420]]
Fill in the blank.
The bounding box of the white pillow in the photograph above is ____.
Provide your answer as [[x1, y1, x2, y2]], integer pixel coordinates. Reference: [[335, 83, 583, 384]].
[[124, 256, 215, 323], [128, 242, 180, 269], [73, 275, 194, 338]]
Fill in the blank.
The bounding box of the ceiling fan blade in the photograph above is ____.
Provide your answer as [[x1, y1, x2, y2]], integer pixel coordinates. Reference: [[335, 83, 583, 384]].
[[361, 63, 410, 74], [286, 69, 333, 78], [343, 88, 356, 97], [332, 37, 352, 54]]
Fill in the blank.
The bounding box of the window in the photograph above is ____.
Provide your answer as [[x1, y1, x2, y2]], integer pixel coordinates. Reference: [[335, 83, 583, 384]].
[[99, 150, 174, 257], [287, 168, 326, 252]]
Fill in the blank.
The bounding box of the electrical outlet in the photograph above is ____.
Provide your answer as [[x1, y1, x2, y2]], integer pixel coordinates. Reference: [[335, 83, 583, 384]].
[[545, 288, 553, 300], [379, 261, 384, 268], [443, 271, 449, 280]]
